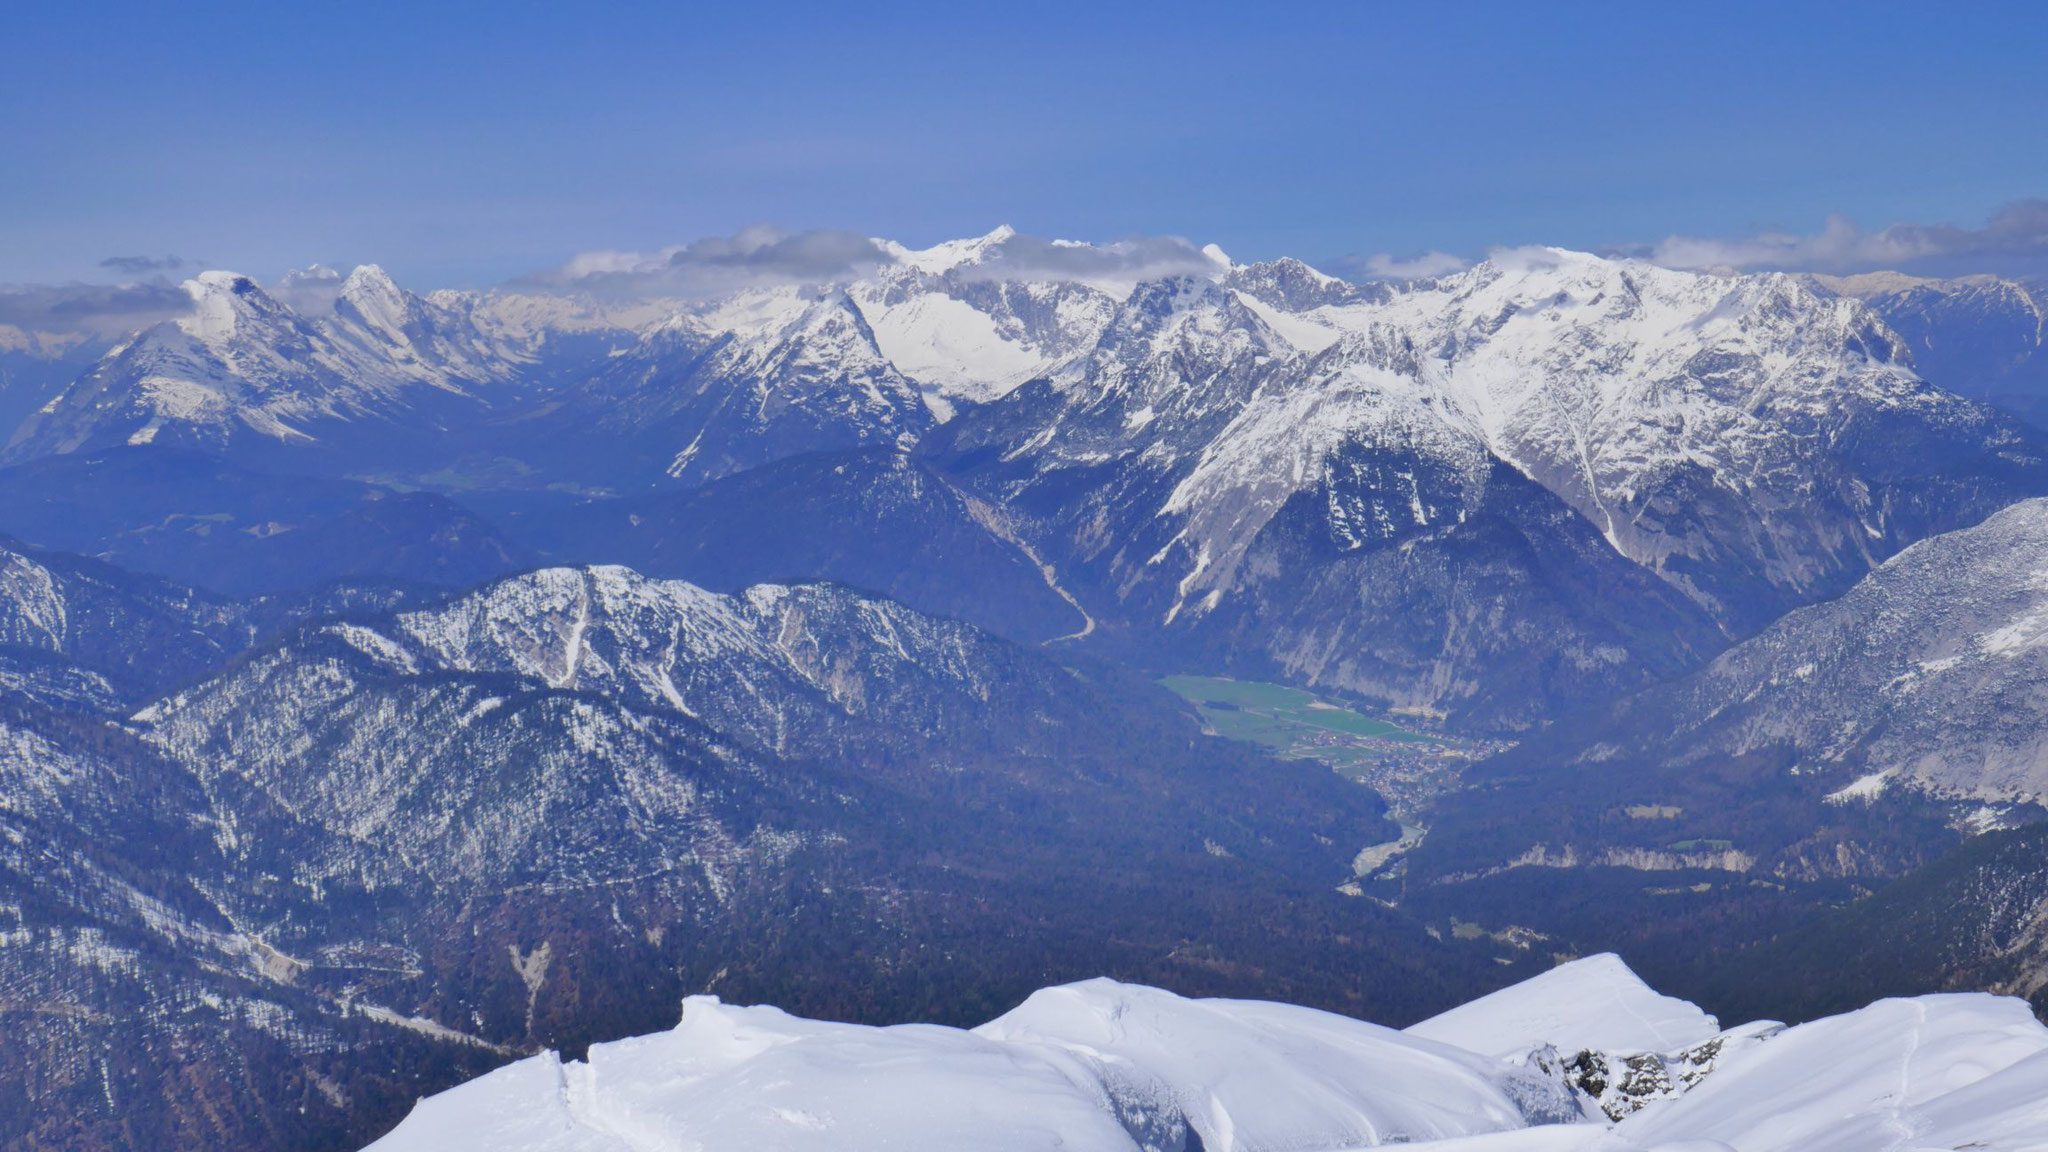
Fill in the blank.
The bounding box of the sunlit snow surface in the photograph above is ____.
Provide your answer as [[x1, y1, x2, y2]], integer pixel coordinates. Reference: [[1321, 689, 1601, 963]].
[[1405, 952, 1720, 1059], [364, 955, 2048, 1152]]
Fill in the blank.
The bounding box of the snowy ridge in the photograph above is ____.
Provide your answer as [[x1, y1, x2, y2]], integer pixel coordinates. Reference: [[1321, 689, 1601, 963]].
[[570, 286, 935, 485], [131, 566, 1032, 884], [0, 537, 251, 698], [1405, 952, 1719, 1059], [861, 226, 1129, 411], [1368, 253, 1946, 606], [1154, 324, 1494, 618], [1002, 246, 2024, 630], [380, 565, 1002, 748], [854, 269, 1120, 416], [363, 955, 2048, 1152], [6, 267, 531, 458], [127, 565, 1016, 893], [976, 979, 1582, 1145], [0, 549, 69, 652]]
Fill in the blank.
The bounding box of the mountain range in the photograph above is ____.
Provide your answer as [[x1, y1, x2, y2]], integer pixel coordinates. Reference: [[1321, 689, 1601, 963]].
[[11, 235, 2048, 727], [6, 231, 2048, 1149]]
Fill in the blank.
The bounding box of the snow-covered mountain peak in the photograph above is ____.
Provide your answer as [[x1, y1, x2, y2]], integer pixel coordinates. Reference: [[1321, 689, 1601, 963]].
[[1224, 256, 1375, 313], [329, 263, 453, 366], [658, 283, 889, 362], [1804, 270, 2048, 429], [339, 261, 402, 295], [186, 269, 266, 294], [884, 224, 1019, 274], [1817, 268, 2032, 299], [177, 271, 298, 344], [778, 287, 886, 354], [879, 227, 1231, 299], [848, 260, 1123, 413], [1409, 246, 1905, 370], [934, 238, 2041, 699], [1097, 274, 1289, 362], [328, 563, 1012, 750], [392, 565, 767, 692], [1019, 274, 1293, 459], [663, 282, 813, 340], [1296, 246, 1967, 619], [0, 548, 71, 653], [693, 288, 917, 420], [1405, 952, 1722, 1059], [335, 263, 412, 325]]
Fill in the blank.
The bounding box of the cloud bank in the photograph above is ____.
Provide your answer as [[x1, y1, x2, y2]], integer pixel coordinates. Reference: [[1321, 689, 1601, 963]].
[[1362, 251, 1472, 280], [0, 280, 192, 341], [1635, 199, 2048, 278], [100, 254, 188, 275], [1319, 250, 1473, 283], [540, 226, 896, 298], [540, 226, 1230, 298], [12, 201, 2042, 351], [949, 233, 1223, 284], [270, 265, 348, 315]]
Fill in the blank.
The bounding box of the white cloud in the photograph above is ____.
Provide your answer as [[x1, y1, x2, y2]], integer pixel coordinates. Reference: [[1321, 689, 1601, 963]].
[[99, 255, 187, 275], [271, 264, 346, 314], [540, 226, 897, 298], [949, 233, 1223, 284], [1639, 199, 2048, 277], [0, 280, 193, 339], [1357, 250, 1472, 280]]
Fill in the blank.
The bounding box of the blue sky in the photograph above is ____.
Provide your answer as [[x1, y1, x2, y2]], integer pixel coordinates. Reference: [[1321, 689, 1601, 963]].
[[4, 0, 2046, 286]]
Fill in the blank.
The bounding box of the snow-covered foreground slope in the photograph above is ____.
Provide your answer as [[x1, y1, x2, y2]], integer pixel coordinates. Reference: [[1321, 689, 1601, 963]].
[[364, 955, 2048, 1152], [368, 978, 1577, 1152], [1405, 952, 1720, 1059]]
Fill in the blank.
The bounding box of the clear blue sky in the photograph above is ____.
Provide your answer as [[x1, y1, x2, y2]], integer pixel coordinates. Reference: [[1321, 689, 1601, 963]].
[[4, 0, 2045, 286]]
